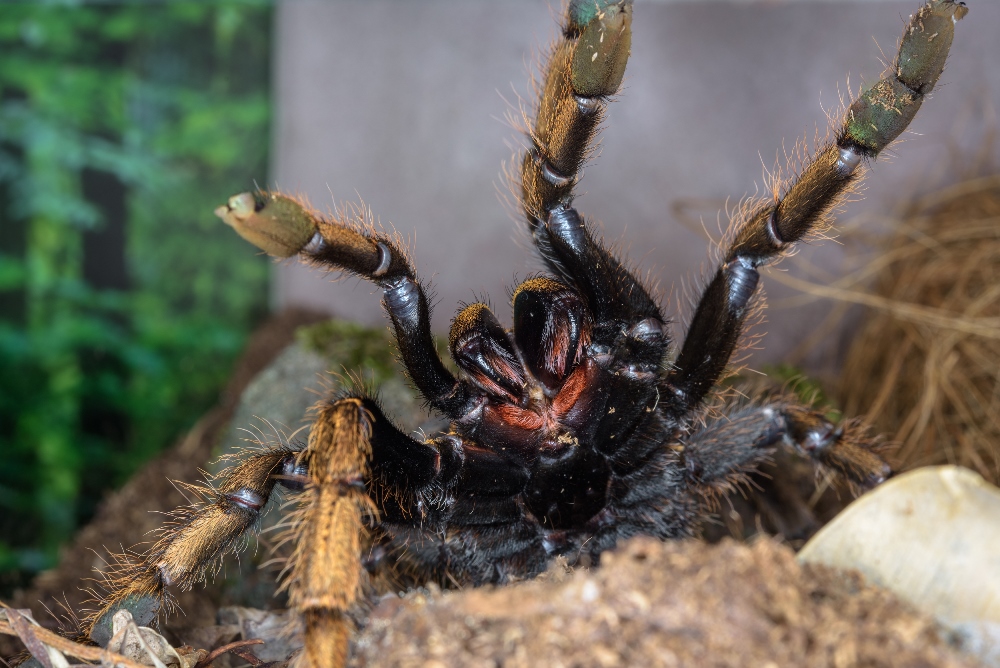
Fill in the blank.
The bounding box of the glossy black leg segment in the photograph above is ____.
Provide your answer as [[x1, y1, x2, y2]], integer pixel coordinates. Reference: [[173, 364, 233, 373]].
[[681, 401, 889, 490], [545, 206, 664, 339], [382, 276, 473, 417], [446, 442, 531, 528], [361, 398, 439, 490], [669, 261, 758, 410], [371, 433, 541, 586], [362, 409, 531, 529], [669, 149, 858, 413], [668, 147, 860, 412], [344, 397, 444, 526], [371, 435, 537, 586]]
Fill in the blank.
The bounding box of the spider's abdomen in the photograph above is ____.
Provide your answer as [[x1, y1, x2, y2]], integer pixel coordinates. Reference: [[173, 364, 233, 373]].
[[450, 278, 627, 528]]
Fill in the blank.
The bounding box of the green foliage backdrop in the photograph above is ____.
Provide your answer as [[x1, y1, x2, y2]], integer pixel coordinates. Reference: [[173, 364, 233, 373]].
[[0, 2, 272, 593]]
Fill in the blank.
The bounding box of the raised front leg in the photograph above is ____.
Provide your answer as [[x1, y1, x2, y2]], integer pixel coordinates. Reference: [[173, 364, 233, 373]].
[[518, 1, 671, 446], [520, 1, 665, 341], [215, 194, 477, 419], [666, 0, 968, 412]]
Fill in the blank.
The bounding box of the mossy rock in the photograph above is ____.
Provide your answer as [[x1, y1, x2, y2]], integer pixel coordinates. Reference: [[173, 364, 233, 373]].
[[217, 318, 447, 461]]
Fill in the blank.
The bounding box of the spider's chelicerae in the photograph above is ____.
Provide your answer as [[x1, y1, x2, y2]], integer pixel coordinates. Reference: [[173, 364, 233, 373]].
[[84, 1, 966, 666]]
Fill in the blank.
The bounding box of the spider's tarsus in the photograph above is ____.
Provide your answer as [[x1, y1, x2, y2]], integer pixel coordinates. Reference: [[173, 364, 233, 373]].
[[841, 0, 966, 155], [215, 191, 317, 258]]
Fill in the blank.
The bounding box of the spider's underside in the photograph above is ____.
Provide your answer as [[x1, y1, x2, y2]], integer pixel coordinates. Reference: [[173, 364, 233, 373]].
[[82, 1, 967, 666]]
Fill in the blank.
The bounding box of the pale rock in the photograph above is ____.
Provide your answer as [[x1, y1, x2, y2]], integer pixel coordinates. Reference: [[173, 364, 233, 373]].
[[798, 465, 1000, 664]]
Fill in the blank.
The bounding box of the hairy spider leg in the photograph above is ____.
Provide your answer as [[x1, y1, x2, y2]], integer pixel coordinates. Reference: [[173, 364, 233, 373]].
[[82, 392, 542, 667], [284, 398, 378, 668], [287, 396, 552, 661], [667, 0, 968, 412], [681, 400, 889, 493], [333, 398, 548, 590], [216, 193, 477, 420], [83, 448, 292, 645], [518, 0, 673, 450]]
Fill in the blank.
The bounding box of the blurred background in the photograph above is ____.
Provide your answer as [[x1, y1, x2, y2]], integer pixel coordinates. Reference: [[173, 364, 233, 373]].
[[0, 2, 272, 594], [1, 0, 997, 600]]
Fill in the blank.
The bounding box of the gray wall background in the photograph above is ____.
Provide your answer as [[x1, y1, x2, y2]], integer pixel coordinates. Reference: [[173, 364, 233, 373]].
[[270, 0, 998, 373]]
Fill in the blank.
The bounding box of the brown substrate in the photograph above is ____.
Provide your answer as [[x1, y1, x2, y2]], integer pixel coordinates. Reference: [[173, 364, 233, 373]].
[[351, 537, 981, 667]]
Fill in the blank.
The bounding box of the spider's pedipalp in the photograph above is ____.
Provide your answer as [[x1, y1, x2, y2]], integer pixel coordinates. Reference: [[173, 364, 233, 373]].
[[450, 303, 526, 403]]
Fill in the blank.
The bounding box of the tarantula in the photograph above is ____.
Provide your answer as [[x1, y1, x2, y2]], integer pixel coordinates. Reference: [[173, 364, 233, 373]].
[[80, 1, 966, 666]]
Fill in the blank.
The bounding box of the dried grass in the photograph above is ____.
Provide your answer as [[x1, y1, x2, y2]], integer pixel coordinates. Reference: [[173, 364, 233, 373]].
[[777, 174, 1000, 485]]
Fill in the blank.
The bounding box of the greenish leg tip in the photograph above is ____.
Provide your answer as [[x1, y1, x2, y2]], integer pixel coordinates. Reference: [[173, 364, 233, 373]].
[[896, 0, 962, 93], [89, 594, 161, 647], [571, 1, 631, 97], [568, 0, 631, 32], [845, 77, 923, 154]]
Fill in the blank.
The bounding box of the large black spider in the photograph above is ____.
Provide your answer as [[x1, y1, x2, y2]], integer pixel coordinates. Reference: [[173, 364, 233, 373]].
[[83, 1, 966, 666]]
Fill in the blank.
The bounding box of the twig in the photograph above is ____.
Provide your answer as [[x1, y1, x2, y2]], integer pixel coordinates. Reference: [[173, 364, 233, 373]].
[[769, 271, 1000, 339], [5, 611, 55, 668], [0, 617, 150, 668], [193, 639, 264, 668]]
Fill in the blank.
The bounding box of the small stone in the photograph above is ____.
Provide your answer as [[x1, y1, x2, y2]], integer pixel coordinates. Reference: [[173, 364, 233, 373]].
[[799, 465, 1000, 665]]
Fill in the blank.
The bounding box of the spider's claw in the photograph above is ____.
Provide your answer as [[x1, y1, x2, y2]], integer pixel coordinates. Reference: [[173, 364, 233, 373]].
[[814, 421, 892, 490]]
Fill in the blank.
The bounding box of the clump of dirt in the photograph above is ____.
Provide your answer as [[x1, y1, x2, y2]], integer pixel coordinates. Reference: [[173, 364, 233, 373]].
[[3, 537, 984, 667], [350, 537, 982, 667]]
